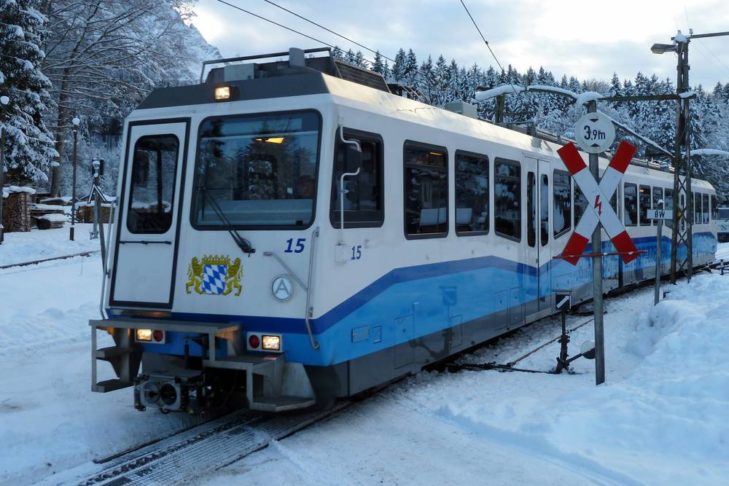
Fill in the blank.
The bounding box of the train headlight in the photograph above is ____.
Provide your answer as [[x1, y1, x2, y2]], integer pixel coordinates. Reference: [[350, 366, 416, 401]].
[[136, 329, 153, 342], [247, 332, 283, 352], [262, 335, 281, 351], [214, 85, 231, 101], [135, 328, 166, 343]]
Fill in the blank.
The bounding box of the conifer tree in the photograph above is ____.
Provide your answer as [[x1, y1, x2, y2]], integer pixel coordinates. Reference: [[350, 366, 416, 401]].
[[0, 0, 57, 185]]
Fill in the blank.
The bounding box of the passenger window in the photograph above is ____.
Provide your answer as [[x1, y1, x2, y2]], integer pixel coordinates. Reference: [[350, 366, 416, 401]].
[[404, 142, 448, 237], [574, 184, 588, 225], [711, 195, 719, 220], [553, 170, 571, 238], [639, 185, 651, 225], [494, 158, 521, 241], [702, 193, 709, 224], [552, 170, 572, 238], [330, 130, 383, 228], [527, 172, 536, 247], [694, 193, 702, 225], [540, 174, 549, 246], [665, 188, 674, 229], [652, 187, 663, 210], [128, 134, 178, 234], [455, 151, 489, 235], [624, 183, 637, 226]]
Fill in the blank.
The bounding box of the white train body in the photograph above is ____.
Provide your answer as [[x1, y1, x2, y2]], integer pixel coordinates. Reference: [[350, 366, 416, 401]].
[[91, 49, 718, 413]]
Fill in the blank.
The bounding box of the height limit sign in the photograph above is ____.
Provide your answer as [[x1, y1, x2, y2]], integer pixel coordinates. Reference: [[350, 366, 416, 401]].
[[575, 111, 615, 154]]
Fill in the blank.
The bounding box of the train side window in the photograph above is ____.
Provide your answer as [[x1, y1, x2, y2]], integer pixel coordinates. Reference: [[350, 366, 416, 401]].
[[574, 184, 588, 225], [639, 185, 651, 225], [652, 186, 663, 210], [665, 188, 674, 229], [494, 158, 521, 241], [702, 193, 709, 224], [553, 170, 571, 238], [540, 174, 549, 247], [128, 134, 178, 234], [330, 129, 384, 228], [623, 183, 637, 226], [527, 172, 536, 247], [455, 151, 489, 235], [694, 193, 702, 225], [711, 195, 719, 220], [404, 141, 448, 238]]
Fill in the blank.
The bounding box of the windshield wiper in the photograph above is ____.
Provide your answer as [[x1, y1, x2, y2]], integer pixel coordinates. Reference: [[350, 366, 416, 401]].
[[200, 188, 256, 255]]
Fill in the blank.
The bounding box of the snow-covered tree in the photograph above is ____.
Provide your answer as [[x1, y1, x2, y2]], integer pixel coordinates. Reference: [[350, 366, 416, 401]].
[[39, 0, 209, 196], [0, 0, 57, 185]]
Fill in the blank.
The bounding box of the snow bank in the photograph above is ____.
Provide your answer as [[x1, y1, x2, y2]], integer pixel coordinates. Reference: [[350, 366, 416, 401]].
[[433, 273, 729, 484]]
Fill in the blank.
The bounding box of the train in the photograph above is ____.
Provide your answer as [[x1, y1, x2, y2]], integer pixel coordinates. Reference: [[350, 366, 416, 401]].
[[90, 47, 718, 413]]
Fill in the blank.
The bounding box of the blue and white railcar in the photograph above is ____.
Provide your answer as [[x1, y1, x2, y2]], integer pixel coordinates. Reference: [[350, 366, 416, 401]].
[[90, 48, 718, 413]]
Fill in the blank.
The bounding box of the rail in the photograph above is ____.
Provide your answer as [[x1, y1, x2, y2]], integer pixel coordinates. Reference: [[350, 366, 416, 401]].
[[0, 250, 99, 271]]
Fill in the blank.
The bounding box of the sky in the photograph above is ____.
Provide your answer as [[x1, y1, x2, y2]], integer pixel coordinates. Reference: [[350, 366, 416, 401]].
[[191, 0, 729, 90]]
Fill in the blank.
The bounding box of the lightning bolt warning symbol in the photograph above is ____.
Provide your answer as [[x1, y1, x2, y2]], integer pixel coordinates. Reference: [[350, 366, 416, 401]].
[[594, 195, 602, 216]]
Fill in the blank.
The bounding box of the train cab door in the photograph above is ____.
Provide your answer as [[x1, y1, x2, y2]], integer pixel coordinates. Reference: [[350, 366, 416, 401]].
[[110, 119, 189, 308], [525, 159, 552, 317]]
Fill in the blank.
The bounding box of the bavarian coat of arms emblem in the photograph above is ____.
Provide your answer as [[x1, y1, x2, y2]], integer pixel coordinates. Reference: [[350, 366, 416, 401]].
[[186, 255, 242, 296]]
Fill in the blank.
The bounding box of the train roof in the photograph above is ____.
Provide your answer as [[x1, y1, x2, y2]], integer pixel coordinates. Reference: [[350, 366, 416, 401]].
[[134, 48, 712, 189]]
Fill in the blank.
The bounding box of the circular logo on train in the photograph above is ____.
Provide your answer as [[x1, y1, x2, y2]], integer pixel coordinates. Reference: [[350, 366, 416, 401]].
[[271, 275, 294, 301]]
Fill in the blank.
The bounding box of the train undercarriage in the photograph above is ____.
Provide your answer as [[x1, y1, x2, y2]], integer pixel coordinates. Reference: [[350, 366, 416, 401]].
[[91, 319, 316, 413]]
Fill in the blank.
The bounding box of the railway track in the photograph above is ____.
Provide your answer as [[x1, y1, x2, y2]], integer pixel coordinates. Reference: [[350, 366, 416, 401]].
[[36, 260, 727, 485], [43, 402, 350, 486], [0, 250, 100, 271]]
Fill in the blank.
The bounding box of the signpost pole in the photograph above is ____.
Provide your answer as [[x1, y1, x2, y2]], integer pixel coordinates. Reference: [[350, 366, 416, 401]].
[[654, 205, 663, 305], [654, 219, 663, 305], [587, 100, 605, 386]]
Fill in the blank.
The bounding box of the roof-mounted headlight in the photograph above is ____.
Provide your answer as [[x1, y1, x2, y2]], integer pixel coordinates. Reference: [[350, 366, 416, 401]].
[[214, 85, 237, 102]]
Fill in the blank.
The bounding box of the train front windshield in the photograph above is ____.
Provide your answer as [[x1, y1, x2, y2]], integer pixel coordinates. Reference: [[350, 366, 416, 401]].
[[192, 111, 321, 228]]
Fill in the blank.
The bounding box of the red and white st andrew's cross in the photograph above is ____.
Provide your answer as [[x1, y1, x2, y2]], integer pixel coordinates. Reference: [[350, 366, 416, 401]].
[[557, 141, 640, 265]]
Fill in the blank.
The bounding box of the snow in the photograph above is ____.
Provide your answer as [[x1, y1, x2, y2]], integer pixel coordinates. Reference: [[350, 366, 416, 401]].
[[474, 84, 525, 101], [575, 91, 604, 105], [474, 84, 604, 107], [36, 213, 67, 222], [674, 31, 689, 43], [1, 228, 728, 485], [528, 83, 579, 100], [691, 148, 729, 157], [2, 185, 35, 199]]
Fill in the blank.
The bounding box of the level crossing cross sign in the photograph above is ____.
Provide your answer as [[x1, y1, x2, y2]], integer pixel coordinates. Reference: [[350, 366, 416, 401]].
[[557, 140, 640, 265]]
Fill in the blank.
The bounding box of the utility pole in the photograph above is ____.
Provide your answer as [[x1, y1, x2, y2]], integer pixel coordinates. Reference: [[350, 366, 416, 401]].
[[652, 30, 729, 283], [671, 33, 692, 283]]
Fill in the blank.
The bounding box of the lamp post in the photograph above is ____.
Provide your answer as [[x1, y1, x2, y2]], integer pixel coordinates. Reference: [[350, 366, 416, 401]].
[[0, 95, 10, 245], [69, 116, 80, 241]]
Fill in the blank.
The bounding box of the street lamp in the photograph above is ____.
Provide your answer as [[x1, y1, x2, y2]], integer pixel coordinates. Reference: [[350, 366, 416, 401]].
[[0, 95, 10, 245], [69, 116, 80, 241], [650, 43, 676, 54]]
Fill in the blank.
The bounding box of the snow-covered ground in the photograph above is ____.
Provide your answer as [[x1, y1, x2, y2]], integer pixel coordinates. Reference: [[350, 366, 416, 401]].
[[1, 227, 728, 485]]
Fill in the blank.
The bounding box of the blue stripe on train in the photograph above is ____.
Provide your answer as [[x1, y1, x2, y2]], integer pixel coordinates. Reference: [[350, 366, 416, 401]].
[[120, 233, 716, 366]]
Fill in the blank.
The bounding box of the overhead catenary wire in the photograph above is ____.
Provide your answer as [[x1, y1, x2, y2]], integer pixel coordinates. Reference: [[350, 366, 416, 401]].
[[262, 0, 396, 64], [215, 0, 379, 67], [459, 0, 520, 96], [216, 0, 336, 51]]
